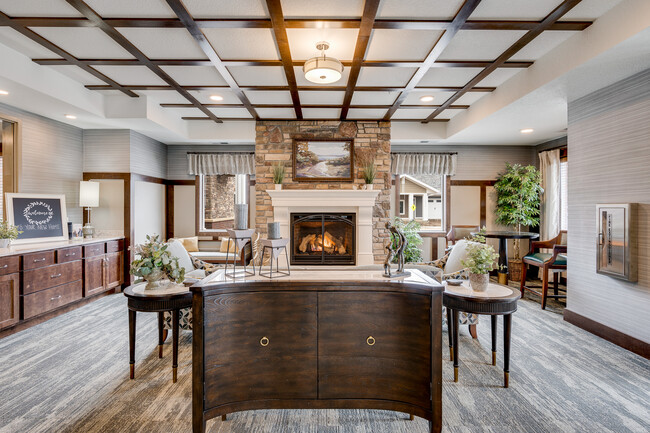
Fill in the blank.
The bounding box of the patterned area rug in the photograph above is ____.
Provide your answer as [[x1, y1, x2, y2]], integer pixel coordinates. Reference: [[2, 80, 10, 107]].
[[0, 290, 648, 433]]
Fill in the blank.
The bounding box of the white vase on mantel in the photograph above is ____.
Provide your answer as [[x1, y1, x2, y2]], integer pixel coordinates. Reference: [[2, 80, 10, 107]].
[[469, 273, 489, 292], [365, 183, 374, 190], [0, 239, 10, 249], [274, 184, 282, 190]]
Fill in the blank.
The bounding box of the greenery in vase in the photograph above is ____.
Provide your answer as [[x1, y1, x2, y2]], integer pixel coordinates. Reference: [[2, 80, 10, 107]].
[[271, 163, 285, 184], [390, 217, 423, 263], [361, 162, 377, 185], [462, 242, 499, 275], [0, 220, 21, 240], [129, 235, 185, 284]]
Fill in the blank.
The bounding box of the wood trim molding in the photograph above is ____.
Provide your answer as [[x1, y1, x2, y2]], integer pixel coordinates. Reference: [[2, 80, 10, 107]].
[[449, 179, 495, 228], [564, 309, 650, 359]]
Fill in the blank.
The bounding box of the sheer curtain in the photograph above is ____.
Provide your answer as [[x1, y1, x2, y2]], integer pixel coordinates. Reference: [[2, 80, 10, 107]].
[[187, 153, 255, 175], [391, 153, 457, 176], [539, 149, 561, 241]]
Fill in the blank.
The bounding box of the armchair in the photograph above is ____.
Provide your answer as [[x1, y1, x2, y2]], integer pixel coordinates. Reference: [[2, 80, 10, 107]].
[[446, 225, 480, 248], [520, 231, 567, 309]]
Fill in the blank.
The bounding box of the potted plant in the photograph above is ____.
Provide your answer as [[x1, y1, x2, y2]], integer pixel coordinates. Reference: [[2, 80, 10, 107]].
[[0, 220, 21, 248], [272, 163, 285, 190], [130, 235, 185, 289], [462, 241, 499, 291], [361, 161, 377, 190], [494, 163, 543, 281]]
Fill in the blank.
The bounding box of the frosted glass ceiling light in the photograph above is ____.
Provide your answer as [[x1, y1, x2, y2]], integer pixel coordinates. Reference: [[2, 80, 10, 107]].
[[303, 41, 343, 84]]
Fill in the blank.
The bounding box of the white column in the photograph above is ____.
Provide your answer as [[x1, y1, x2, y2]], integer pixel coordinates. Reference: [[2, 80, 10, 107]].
[[356, 206, 374, 265]]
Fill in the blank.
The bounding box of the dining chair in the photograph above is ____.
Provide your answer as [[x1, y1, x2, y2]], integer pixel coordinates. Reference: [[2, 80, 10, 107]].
[[520, 231, 567, 309], [446, 225, 480, 248]]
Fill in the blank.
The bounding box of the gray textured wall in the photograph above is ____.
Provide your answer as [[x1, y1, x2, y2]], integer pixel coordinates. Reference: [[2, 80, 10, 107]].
[[83, 129, 130, 173], [130, 131, 167, 179], [167, 144, 254, 180], [567, 69, 650, 343]]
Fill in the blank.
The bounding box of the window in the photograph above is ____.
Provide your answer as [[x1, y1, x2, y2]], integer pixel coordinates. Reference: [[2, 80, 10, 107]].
[[560, 159, 568, 231], [395, 174, 446, 231], [197, 174, 248, 233]]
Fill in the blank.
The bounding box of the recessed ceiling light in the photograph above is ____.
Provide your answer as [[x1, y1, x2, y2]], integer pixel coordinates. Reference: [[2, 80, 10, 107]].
[[420, 95, 434, 103], [520, 128, 534, 134], [65, 114, 77, 120], [209, 95, 224, 101], [0, 90, 8, 95]]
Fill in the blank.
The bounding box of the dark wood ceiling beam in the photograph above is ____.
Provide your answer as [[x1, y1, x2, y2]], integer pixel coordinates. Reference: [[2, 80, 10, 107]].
[[265, 0, 302, 118], [383, 0, 483, 120], [161, 103, 470, 109], [164, 0, 258, 119], [6, 17, 591, 31], [181, 116, 450, 122], [340, 0, 381, 119], [0, 11, 137, 97], [86, 84, 496, 92], [423, 0, 583, 122]]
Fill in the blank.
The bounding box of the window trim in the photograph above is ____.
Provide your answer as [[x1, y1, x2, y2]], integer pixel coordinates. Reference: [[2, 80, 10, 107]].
[[195, 174, 251, 237], [394, 174, 448, 234]]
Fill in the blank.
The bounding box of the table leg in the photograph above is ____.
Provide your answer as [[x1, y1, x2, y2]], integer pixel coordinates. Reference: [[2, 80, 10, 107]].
[[129, 309, 136, 379], [446, 308, 453, 361], [498, 237, 508, 285], [491, 315, 497, 366], [452, 309, 459, 382], [503, 313, 512, 388], [172, 309, 179, 383], [157, 312, 164, 358]]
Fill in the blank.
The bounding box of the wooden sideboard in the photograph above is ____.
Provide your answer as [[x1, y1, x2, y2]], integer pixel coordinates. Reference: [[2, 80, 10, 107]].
[[191, 269, 443, 433], [0, 237, 124, 336]]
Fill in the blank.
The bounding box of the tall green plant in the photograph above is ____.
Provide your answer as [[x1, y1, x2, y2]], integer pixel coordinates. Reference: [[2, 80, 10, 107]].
[[271, 163, 285, 184], [391, 217, 423, 263]]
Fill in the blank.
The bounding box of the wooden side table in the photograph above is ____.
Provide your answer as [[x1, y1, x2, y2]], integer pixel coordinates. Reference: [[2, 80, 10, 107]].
[[124, 283, 192, 383], [473, 231, 539, 284], [443, 282, 520, 388]]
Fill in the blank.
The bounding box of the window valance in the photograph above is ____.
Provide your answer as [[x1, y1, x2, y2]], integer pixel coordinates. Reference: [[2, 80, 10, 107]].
[[391, 153, 457, 176], [188, 153, 255, 175]]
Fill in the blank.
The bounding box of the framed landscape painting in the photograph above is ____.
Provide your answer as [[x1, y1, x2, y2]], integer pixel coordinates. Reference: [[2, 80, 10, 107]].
[[293, 139, 354, 182]]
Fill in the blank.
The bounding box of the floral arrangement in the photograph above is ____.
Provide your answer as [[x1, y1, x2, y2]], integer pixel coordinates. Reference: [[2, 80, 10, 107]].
[[462, 242, 499, 275], [0, 220, 21, 240], [129, 235, 185, 286]]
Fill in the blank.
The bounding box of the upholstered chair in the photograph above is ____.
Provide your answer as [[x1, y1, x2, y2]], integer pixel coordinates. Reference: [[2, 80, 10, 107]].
[[446, 225, 480, 248], [520, 231, 567, 309]]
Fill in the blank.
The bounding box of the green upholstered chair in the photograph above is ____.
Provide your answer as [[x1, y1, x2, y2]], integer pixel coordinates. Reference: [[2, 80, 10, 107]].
[[520, 231, 567, 309]]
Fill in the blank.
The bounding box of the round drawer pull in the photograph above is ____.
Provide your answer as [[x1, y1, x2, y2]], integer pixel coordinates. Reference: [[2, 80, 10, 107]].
[[366, 336, 376, 346], [260, 336, 269, 347]]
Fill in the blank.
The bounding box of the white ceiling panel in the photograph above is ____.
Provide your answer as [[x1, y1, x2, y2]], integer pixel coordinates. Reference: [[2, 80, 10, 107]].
[[0, 28, 60, 59], [293, 66, 350, 87], [192, 89, 239, 104], [48, 65, 106, 86], [117, 28, 208, 59], [377, 0, 464, 19], [299, 91, 345, 105], [286, 29, 359, 61], [160, 66, 227, 86], [511, 31, 576, 61], [229, 66, 287, 86], [438, 30, 526, 61], [166, 107, 203, 117], [356, 67, 416, 86], [455, 92, 489, 105], [469, 0, 563, 20], [203, 29, 280, 60], [350, 91, 399, 105], [476, 68, 522, 87], [30, 28, 135, 59], [366, 30, 443, 61], [347, 108, 387, 119], [244, 91, 293, 104], [137, 90, 190, 104], [391, 108, 434, 120], [302, 108, 341, 119], [563, 0, 625, 20], [419, 68, 482, 87], [403, 90, 454, 105], [0, 0, 82, 17], [208, 107, 253, 118], [281, 0, 364, 18], [436, 109, 465, 120], [255, 107, 296, 119], [84, 0, 176, 18], [182, 0, 269, 18], [93, 65, 167, 85]]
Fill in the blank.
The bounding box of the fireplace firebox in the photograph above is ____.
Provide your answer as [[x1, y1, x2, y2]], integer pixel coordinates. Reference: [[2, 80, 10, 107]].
[[290, 213, 355, 265]]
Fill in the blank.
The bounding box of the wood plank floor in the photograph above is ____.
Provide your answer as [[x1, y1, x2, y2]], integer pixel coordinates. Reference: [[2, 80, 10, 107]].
[[0, 291, 648, 433]]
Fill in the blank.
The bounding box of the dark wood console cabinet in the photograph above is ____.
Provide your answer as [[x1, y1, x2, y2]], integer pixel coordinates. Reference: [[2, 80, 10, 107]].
[[191, 269, 443, 433]]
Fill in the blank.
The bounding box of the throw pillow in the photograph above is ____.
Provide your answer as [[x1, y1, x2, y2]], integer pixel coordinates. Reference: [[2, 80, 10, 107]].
[[444, 239, 480, 275], [219, 237, 237, 253], [178, 236, 199, 252]]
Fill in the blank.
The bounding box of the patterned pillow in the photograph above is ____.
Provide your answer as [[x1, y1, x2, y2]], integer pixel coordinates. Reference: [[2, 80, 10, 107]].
[[190, 255, 223, 275]]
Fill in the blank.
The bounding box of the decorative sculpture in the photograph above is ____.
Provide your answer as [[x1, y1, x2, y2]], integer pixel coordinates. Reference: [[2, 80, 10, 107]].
[[383, 221, 411, 278]]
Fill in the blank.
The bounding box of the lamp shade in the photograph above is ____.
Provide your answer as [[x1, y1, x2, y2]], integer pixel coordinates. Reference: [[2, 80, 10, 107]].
[[79, 181, 100, 207]]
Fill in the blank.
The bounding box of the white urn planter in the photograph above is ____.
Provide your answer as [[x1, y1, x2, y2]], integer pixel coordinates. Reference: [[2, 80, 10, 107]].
[[365, 183, 374, 190], [274, 184, 282, 190], [0, 239, 10, 248], [469, 273, 489, 292]]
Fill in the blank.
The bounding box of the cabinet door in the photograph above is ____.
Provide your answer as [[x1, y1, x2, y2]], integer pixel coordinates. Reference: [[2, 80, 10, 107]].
[[0, 273, 19, 329], [84, 255, 105, 297], [105, 252, 123, 289], [203, 292, 317, 408], [318, 292, 431, 408]]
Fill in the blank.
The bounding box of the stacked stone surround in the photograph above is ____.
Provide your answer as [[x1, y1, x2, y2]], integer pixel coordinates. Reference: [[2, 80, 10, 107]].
[[255, 120, 391, 263]]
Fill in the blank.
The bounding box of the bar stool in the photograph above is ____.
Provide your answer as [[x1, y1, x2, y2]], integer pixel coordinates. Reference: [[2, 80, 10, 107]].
[[259, 238, 290, 279], [224, 228, 255, 278]]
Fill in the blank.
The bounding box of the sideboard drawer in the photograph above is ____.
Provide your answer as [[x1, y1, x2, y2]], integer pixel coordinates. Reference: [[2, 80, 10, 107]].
[[56, 246, 82, 263], [106, 240, 123, 253], [23, 260, 83, 295], [0, 256, 19, 276], [22, 251, 55, 270], [22, 280, 82, 320], [84, 243, 105, 258]]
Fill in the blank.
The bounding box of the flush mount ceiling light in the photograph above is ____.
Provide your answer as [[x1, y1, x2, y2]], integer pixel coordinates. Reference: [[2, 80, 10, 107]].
[[520, 128, 534, 134], [419, 95, 434, 103], [65, 114, 77, 119], [0, 90, 8, 95], [209, 94, 224, 101], [303, 41, 343, 84]]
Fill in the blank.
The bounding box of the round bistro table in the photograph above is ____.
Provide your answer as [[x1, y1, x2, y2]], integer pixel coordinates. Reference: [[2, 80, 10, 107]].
[[123, 282, 192, 383], [443, 282, 521, 388], [474, 231, 539, 284]]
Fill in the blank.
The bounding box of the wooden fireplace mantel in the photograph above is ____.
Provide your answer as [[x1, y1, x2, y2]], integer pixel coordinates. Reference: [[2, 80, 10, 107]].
[[191, 268, 443, 433]]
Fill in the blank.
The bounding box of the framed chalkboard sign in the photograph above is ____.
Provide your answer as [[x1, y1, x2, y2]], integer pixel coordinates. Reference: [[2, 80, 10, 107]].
[[6, 193, 69, 244]]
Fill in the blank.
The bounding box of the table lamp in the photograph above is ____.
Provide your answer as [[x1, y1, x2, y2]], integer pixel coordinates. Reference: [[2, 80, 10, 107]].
[[79, 181, 99, 239]]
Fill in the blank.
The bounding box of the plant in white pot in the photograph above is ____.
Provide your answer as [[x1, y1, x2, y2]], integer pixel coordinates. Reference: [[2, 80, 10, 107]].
[[0, 220, 21, 248], [272, 163, 285, 190], [461, 241, 499, 292], [130, 235, 185, 289], [361, 161, 377, 190]]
